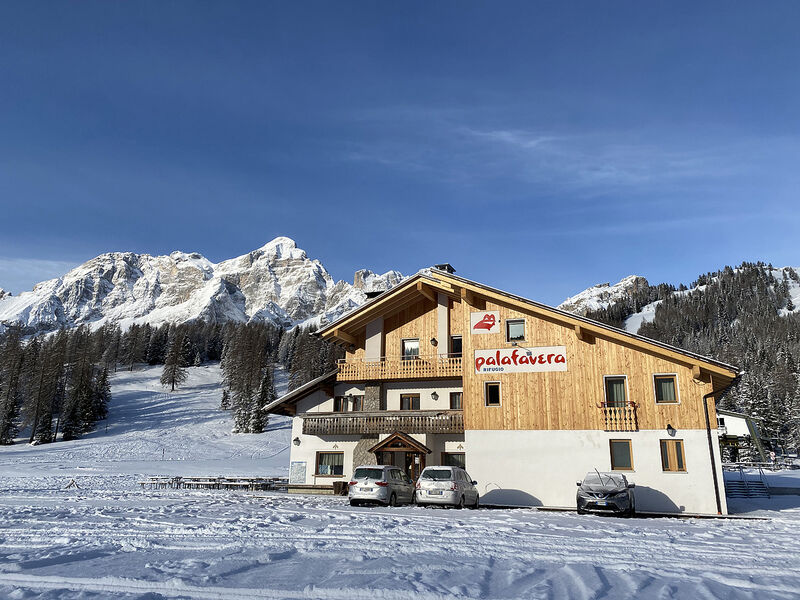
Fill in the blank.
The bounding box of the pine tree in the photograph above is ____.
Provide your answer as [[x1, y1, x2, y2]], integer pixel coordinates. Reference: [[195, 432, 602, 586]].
[[0, 328, 24, 444], [161, 332, 189, 392]]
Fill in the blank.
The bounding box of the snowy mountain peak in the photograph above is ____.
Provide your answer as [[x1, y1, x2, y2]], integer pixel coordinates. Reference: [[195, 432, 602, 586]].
[[0, 288, 9, 300], [0, 240, 404, 334], [558, 275, 649, 315]]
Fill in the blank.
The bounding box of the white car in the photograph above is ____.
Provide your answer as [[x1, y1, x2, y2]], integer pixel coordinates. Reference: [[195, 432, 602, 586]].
[[415, 466, 479, 508], [348, 465, 415, 507]]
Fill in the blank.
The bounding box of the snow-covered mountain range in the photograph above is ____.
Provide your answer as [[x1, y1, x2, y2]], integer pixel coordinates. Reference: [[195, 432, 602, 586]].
[[557, 275, 649, 316], [0, 237, 402, 334]]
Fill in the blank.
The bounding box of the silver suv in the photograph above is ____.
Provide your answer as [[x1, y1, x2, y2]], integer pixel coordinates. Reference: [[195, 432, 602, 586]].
[[415, 466, 479, 508], [348, 465, 415, 507]]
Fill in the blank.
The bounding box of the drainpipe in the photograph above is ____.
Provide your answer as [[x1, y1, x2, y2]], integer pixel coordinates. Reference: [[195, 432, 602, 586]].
[[703, 376, 740, 515]]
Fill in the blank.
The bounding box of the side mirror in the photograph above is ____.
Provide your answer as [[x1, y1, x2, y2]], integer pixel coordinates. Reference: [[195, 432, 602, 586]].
[[576, 481, 582, 486], [627, 483, 636, 489], [471, 480, 477, 485]]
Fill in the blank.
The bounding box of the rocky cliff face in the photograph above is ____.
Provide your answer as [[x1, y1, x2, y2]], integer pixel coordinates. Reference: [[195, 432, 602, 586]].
[[0, 237, 402, 334], [557, 275, 649, 315]]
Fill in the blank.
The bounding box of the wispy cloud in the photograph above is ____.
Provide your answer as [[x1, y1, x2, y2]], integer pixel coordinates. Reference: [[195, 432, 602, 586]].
[[0, 257, 78, 295]]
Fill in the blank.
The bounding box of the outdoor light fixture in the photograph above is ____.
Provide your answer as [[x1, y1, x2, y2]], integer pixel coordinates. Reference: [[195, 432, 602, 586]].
[[293, 437, 301, 446], [431, 391, 439, 402], [666, 424, 677, 437], [430, 337, 438, 346]]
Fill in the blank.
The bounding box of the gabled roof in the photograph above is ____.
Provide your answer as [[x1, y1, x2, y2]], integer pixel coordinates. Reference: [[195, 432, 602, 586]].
[[368, 431, 432, 455], [263, 369, 337, 416], [318, 268, 739, 384]]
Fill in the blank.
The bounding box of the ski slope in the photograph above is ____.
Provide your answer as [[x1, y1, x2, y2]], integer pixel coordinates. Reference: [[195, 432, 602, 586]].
[[0, 363, 292, 479]]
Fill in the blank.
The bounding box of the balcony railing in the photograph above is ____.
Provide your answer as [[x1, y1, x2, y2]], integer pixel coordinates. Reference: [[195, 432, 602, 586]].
[[301, 410, 464, 435], [336, 354, 463, 382], [601, 402, 639, 432]]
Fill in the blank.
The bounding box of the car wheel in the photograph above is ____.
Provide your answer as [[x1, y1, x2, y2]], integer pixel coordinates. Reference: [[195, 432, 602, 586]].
[[470, 494, 480, 509], [456, 496, 465, 509], [411, 491, 417, 505], [388, 493, 397, 507], [576, 507, 586, 515]]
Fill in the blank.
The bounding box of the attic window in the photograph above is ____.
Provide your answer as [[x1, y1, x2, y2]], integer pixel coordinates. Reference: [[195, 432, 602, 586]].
[[506, 319, 525, 342]]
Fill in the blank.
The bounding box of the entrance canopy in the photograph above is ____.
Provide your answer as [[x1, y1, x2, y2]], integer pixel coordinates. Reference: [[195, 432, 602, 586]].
[[369, 431, 432, 455]]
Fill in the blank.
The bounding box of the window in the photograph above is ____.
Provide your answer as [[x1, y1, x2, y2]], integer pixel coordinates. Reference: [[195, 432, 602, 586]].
[[506, 319, 526, 342], [660, 439, 686, 472], [654, 374, 679, 404], [604, 376, 628, 408], [315, 452, 344, 476], [609, 439, 633, 470], [449, 391, 463, 410], [442, 452, 466, 469], [350, 395, 364, 412], [333, 397, 347, 412], [450, 335, 462, 358], [484, 382, 501, 406], [400, 394, 420, 410], [402, 338, 419, 360]]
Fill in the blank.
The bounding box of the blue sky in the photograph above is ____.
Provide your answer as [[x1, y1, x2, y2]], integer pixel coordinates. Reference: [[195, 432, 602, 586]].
[[1, 2, 799, 305]]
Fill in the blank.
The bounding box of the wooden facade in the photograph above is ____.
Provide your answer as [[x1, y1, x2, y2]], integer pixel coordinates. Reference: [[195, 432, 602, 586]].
[[323, 270, 737, 435]]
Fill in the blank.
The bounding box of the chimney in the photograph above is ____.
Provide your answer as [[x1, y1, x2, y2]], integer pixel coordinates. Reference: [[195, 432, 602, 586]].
[[434, 263, 456, 274]]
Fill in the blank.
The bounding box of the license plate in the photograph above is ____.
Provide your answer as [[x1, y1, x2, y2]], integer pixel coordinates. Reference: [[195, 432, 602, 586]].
[[429, 490, 443, 495], [596, 501, 607, 506], [360, 487, 372, 492]]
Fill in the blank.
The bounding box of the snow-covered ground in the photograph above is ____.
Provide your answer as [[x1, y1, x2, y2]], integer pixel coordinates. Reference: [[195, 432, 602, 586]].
[[1, 365, 800, 598]]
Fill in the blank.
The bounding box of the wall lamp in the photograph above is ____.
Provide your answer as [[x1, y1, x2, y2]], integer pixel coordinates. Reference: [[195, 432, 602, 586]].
[[293, 437, 301, 446], [666, 424, 677, 437], [431, 391, 439, 402], [430, 337, 438, 346]]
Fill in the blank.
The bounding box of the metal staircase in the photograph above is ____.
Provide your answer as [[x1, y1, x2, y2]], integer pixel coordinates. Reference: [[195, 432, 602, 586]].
[[723, 465, 771, 498]]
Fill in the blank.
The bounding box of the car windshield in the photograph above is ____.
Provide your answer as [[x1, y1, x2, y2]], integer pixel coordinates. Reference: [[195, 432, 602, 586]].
[[582, 472, 626, 488], [353, 468, 384, 480], [421, 469, 453, 481]]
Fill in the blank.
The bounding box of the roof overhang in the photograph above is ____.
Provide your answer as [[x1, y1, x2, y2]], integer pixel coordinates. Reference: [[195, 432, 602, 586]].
[[263, 370, 337, 416]]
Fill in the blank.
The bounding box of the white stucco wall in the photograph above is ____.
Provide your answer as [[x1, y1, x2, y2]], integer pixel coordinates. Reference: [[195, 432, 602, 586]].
[[465, 429, 727, 515], [383, 380, 462, 411], [718, 414, 751, 437]]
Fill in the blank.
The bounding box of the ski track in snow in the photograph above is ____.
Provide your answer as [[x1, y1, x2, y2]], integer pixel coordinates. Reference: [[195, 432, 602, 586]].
[[1, 365, 800, 598]]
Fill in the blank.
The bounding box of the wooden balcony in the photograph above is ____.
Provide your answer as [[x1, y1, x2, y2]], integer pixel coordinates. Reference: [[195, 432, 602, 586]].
[[301, 410, 464, 436], [336, 355, 463, 382], [601, 402, 639, 432]]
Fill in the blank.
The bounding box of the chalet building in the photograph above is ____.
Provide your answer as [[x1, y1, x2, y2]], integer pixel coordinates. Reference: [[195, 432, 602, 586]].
[[265, 266, 739, 515]]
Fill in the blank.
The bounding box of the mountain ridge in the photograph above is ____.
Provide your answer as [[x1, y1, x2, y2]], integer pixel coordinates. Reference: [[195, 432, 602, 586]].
[[0, 237, 402, 335]]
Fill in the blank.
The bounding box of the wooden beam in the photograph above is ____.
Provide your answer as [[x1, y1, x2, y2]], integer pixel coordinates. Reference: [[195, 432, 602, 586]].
[[692, 365, 703, 381], [575, 324, 595, 344], [334, 329, 356, 346], [416, 281, 436, 303]]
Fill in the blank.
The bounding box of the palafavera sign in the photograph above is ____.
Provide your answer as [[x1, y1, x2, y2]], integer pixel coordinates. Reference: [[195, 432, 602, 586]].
[[474, 346, 567, 374]]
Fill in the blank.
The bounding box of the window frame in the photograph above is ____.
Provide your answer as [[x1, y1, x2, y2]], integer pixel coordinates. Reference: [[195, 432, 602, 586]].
[[332, 396, 348, 413], [653, 373, 680, 405], [400, 393, 420, 411], [449, 391, 463, 410], [484, 381, 501, 407], [609, 439, 634, 471], [450, 335, 463, 358], [603, 375, 629, 408], [315, 451, 345, 477], [401, 338, 420, 361], [660, 439, 687, 472], [505, 318, 526, 343], [350, 395, 364, 412]]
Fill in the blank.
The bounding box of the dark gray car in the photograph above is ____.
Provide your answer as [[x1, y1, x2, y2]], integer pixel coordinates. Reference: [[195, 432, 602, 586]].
[[576, 472, 635, 517]]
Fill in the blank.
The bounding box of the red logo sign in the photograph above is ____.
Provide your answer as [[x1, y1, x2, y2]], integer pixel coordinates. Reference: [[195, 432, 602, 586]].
[[473, 313, 496, 331]]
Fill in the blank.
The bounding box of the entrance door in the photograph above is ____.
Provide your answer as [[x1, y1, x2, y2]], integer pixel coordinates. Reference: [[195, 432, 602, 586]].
[[404, 451, 426, 481]]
